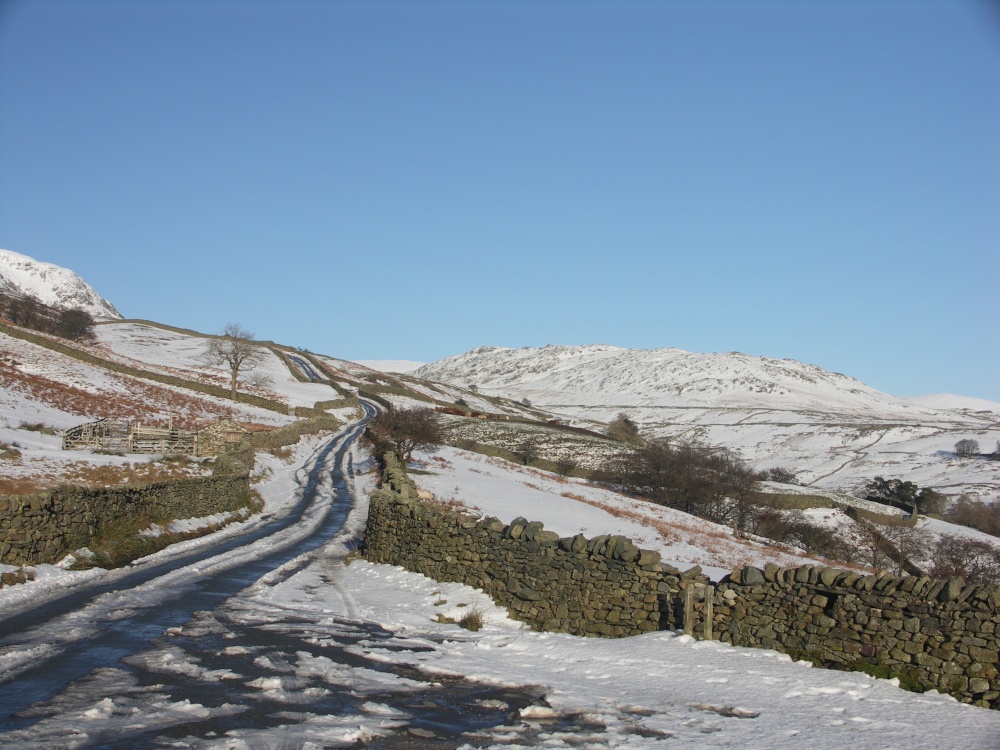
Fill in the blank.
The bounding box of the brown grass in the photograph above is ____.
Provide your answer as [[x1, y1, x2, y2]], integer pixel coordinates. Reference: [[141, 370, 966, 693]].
[[0, 455, 210, 496], [556, 489, 864, 571], [435, 497, 472, 514], [79, 493, 263, 569], [0, 356, 242, 427], [0, 567, 36, 588]]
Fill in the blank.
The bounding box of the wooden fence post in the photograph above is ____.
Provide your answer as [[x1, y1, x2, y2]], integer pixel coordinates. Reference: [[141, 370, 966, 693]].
[[684, 584, 694, 636], [704, 585, 714, 640]]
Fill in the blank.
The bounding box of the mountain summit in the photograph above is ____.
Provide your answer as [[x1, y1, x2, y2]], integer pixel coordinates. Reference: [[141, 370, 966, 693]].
[[0, 249, 122, 320]]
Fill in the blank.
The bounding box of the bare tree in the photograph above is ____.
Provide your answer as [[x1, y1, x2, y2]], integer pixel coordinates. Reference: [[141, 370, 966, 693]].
[[611, 437, 758, 534], [204, 323, 267, 400], [6, 295, 43, 328], [850, 517, 930, 575], [878, 519, 931, 575], [929, 534, 1000, 585], [945, 495, 1000, 537], [554, 456, 579, 477], [850, 520, 892, 571], [367, 407, 442, 461], [515, 438, 539, 466], [56, 308, 96, 341]]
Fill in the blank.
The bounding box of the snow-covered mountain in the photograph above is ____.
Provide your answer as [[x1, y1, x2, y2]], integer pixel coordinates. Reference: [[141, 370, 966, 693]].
[[0, 249, 122, 320], [416, 344, 928, 416], [415, 345, 1000, 502]]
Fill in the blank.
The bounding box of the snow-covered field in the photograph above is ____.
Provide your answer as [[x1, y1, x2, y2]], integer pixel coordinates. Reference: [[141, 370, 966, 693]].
[[224, 448, 1000, 748], [2, 284, 1000, 744], [408, 446, 833, 580]]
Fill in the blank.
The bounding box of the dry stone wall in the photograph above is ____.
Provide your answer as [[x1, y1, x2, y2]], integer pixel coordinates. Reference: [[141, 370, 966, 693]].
[[0, 445, 254, 565], [711, 563, 1000, 708], [364, 452, 1000, 709], [363, 453, 701, 636]]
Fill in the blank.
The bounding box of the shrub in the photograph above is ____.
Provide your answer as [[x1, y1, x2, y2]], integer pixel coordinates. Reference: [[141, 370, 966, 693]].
[[955, 439, 980, 458], [252, 414, 341, 453], [759, 467, 798, 485], [607, 438, 759, 532], [606, 412, 643, 446], [56, 308, 96, 341], [0, 441, 22, 460], [18, 421, 57, 434], [750, 508, 854, 561]]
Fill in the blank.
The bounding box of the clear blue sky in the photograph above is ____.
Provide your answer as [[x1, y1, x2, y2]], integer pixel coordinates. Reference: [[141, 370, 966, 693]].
[[1, 0, 998, 400]]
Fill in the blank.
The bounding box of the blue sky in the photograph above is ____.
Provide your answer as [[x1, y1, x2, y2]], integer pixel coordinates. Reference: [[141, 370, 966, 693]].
[[1, 0, 997, 400]]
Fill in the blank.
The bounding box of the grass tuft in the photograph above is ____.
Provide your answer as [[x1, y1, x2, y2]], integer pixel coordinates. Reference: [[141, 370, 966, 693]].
[[458, 606, 485, 631]]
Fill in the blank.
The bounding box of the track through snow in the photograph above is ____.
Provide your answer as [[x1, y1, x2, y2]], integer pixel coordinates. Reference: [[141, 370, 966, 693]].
[[804, 427, 891, 487]]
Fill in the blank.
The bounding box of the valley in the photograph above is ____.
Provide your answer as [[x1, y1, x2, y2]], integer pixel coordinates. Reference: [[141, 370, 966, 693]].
[[3, 248, 1000, 746]]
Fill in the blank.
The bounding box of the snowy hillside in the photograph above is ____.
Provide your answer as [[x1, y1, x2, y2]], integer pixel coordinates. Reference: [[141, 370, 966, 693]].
[[0, 249, 122, 320], [94, 322, 346, 410], [415, 345, 1000, 503]]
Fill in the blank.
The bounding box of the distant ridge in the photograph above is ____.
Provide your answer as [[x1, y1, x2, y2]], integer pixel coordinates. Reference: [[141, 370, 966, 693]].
[[906, 394, 1000, 415]]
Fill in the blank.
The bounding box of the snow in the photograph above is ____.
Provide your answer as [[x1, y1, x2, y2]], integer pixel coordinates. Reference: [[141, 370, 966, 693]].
[[2, 286, 1000, 744], [332, 562, 1000, 749], [407, 447, 835, 579], [0, 328, 295, 427], [907, 394, 1000, 415], [95, 322, 345, 410], [231, 459, 1000, 748], [414, 343, 934, 415], [0, 432, 340, 614]]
